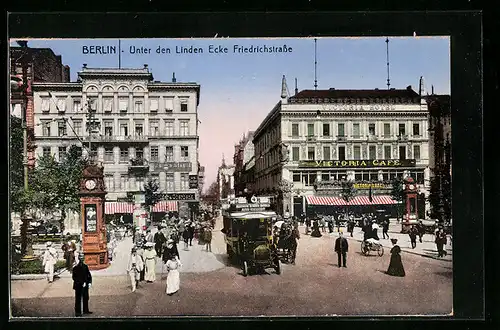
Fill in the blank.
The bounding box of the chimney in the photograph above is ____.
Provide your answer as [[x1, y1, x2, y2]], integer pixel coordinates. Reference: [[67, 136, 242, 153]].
[[419, 76, 425, 96], [431, 85, 434, 95], [281, 75, 288, 104], [295, 78, 298, 95], [406, 85, 412, 91], [172, 72, 176, 83], [83, 63, 87, 68], [144, 64, 148, 69]]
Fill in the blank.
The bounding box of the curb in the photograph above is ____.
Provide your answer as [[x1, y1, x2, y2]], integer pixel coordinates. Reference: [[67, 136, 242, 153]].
[[344, 236, 452, 262]]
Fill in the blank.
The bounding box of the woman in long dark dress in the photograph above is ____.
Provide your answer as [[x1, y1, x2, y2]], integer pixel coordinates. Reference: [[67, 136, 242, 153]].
[[386, 238, 405, 277], [310, 219, 322, 238]]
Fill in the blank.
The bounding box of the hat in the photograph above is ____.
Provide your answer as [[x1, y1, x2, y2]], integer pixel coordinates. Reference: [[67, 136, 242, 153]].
[[167, 239, 174, 245], [131, 246, 137, 252], [46, 241, 52, 247], [391, 238, 398, 244], [145, 242, 154, 247]]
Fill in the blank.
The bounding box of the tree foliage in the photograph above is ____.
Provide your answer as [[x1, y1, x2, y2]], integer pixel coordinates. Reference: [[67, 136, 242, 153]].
[[201, 181, 220, 206], [144, 177, 165, 208], [10, 115, 25, 213], [340, 179, 356, 203], [390, 177, 405, 220]]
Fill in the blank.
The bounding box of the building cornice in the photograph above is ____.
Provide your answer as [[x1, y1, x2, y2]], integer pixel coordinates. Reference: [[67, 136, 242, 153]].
[[32, 83, 83, 90], [282, 111, 428, 118], [253, 101, 282, 141]]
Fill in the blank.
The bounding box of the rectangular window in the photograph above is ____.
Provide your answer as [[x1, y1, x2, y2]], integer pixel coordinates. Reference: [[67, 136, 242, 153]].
[[119, 99, 128, 112], [352, 123, 360, 137], [150, 146, 159, 162], [135, 148, 144, 160], [353, 146, 361, 160], [323, 146, 331, 160], [120, 148, 129, 163], [73, 100, 81, 113], [180, 102, 188, 112], [104, 121, 113, 136], [292, 173, 301, 182], [292, 147, 300, 161], [58, 146, 66, 161], [369, 123, 376, 135], [413, 145, 421, 160], [307, 147, 315, 160], [42, 120, 51, 136], [88, 98, 97, 112], [57, 98, 66, 112], [165, 120, 174, 136], [134, 100, 143, 113], [149, 120, 159, 136], [321, 173, 330, 181], [292, 123, 299, 137], [323, 123, 330, 136], [338, 123, 345, 137], [104, 147, 114, 162], [41, 98, 50, 112], [105, 175, 114, 192], [399, 146, 406, 160], [73, 120, 82, 136], [58, 120, 66, 136], [166, 174, 174, 191], [164, 98, 174, 112], [150, 98, 159, 112], [120, 175, 128, 190], [119, 122, 129, 136], [180, 146, 189, 160], [165, 146, 174, 162], [42, 147, 51, 157], [384, 123, 391, 137], [399, 123, 406, 136], [384, 146, 392, 159], [103, 98, 113, 112], [413, 123, 420, 136], [369, 145, 377, 159], [338, 146, 346, 161], [135, 123, 143, 136], [180, 173, 189, 190], [307, 123, 314, 136], [180, 120, 189, 136]]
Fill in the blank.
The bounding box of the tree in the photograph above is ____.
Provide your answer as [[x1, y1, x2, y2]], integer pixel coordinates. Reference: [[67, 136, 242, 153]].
[[144, 177, 165, 210], [390, 177, 405, 221], [340, 179, 356, 215]]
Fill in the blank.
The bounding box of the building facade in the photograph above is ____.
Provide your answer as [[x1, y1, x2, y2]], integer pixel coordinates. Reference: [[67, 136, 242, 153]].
[[217, 156, 235, 202], [233, 131, 256, 196], [253, 77, 431, 217], [10, 46, 71, 168], [32, 66, 201, 228]]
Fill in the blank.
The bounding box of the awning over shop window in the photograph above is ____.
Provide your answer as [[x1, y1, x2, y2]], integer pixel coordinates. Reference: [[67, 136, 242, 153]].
[[105, 201, 178, 214], [306, 195, 400, 206]]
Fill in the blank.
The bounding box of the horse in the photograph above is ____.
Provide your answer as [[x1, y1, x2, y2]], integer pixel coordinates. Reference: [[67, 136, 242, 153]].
[[277, 222, 299, 264]]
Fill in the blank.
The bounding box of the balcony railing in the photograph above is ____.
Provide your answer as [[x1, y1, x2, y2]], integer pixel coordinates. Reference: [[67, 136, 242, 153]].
[[337, 135, 347, 142]]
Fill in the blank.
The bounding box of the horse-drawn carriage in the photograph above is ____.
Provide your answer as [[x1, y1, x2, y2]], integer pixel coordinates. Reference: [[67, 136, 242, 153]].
[[361, 238, 384, 256], [222, 197, 281, 277]]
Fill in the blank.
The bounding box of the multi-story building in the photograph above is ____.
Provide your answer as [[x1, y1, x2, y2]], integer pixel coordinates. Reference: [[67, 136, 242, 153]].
[[253, 76, 431, 217], [32, 65, 201, 229], [233, 131, 256, 196], [217, 156, 235, 202], [426, 93, 451, 222], [10, 46, 71, 168]]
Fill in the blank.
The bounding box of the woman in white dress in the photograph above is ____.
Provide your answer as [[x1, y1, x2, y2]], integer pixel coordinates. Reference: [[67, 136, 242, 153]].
[[165, 254, 180, 295], [143, 242, 156, 283]]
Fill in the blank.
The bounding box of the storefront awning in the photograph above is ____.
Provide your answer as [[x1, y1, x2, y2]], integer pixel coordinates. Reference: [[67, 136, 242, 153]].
[[306, 195, 400, 206], [105, 201, 178, 214]]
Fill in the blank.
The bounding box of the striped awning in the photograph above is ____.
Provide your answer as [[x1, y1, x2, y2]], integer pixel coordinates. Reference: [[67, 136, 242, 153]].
[[105, 201, 178, 214], [306, 195, 400, 206], [152, 201, 178, 212]]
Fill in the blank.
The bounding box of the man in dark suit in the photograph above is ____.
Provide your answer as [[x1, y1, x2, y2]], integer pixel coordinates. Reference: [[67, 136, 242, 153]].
[[72, 252, 92, 317], [334, 231, 349, 268]]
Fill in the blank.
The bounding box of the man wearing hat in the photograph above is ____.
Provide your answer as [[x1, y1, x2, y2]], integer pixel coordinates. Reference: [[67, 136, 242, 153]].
[[127, 246, 144, 292], [42, 241, 58, 283], [72, 252, 92, 316], [143, 242, 157, 283], [334, 231, 349, 268]]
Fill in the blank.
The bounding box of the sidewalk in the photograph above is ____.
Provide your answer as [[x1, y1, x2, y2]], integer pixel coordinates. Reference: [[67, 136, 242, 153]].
[[12, 217, 227, 280], [300, 220, 452, 262]]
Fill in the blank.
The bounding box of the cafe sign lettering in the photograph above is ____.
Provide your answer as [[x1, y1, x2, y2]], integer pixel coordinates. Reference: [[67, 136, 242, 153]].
[[166, 193, 196, 201], [299, 159, 416, 168]]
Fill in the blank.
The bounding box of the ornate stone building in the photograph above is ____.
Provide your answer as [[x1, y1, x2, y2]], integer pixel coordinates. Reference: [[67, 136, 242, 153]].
[[253, 76, 431, 217], [217, 156, 235, 202], [233, 131, 256, 196], [32, 65, 201, 229]]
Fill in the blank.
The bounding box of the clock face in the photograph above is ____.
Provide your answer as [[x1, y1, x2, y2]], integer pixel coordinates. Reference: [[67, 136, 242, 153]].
[[85, 179, 96, 190], [409, 184, 415, 190]]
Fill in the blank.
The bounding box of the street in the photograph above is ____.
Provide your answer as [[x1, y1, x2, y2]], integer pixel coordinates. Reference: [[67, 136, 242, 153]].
[[11, 217, 452, 317]]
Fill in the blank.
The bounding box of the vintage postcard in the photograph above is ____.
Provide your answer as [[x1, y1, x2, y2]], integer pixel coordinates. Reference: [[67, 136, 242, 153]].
[[9, 36, 453, 318]]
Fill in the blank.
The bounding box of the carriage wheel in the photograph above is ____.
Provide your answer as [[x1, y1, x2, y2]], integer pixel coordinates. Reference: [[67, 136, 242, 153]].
[[275, 258, 282, 275], [242, 261, 248, 277], [361, 241, 369, 255], [377, 246, 384, 257]]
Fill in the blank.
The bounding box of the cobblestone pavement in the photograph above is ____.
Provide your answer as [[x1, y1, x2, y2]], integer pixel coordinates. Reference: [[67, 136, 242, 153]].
[[11, 216, 452, 317]]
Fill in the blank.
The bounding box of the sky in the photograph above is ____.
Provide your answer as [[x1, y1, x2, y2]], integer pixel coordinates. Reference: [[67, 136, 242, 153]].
[[11, 37, 450, 190]]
